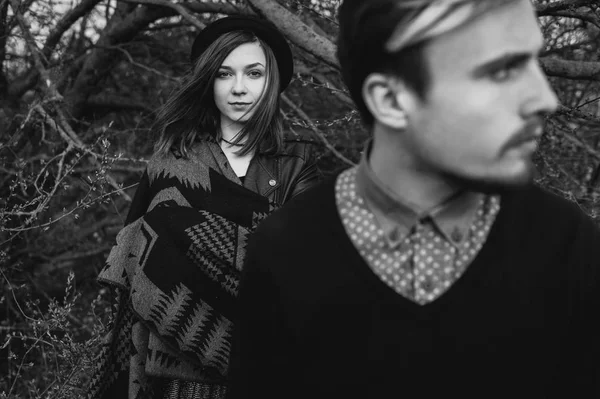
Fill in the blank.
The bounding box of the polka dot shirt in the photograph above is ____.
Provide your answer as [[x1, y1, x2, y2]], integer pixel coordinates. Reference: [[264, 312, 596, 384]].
[[336, 167, 500, 305]]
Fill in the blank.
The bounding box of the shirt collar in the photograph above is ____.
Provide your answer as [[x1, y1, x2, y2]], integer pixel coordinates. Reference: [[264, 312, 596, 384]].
[[355, 141, 483, 249]]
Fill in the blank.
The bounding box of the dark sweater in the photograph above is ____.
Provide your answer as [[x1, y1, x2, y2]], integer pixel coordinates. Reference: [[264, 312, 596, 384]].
[[227, 173, 600, 398]]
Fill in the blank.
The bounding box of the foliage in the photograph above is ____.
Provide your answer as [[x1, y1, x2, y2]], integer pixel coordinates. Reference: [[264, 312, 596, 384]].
[[0, 0, 599, 397], [1, 264, 112, 398]]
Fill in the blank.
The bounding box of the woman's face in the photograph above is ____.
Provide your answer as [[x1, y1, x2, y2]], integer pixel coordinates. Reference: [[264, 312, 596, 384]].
[[214, 41, 267, 131]]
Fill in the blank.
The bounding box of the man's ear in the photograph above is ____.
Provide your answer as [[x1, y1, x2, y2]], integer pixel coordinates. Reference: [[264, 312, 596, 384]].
[[362, 73, 410, 130]]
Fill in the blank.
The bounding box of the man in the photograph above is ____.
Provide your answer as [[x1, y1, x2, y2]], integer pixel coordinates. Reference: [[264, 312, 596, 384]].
[[227, 0, 600, 397]]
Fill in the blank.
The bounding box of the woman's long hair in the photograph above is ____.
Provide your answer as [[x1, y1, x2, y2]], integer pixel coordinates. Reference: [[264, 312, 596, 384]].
[[154, 30, 283, 157]]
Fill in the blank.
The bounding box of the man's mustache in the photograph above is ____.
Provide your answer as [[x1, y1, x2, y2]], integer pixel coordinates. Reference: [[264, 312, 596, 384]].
[[500, 117, 544, 155]]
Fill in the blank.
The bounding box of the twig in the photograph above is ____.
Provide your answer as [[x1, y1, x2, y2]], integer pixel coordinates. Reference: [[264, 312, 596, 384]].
[[544, 10, 600, 29], [10, 2, 131, 202], [52, 356, 85, 399], [0, 268, 37, 324], [576, 95, 600, 110], [556, 103, 600, 121], [6, 334, 52, 397], [281, 93, 355, 167], [1, 183, 138, 233], [536, 0, 595, 16], [9, 0, 62, 100], [120, 0, 205, 29], [97, 43, 179, 82], [26, 275, 95, 334], [34, 106, 132, 202]]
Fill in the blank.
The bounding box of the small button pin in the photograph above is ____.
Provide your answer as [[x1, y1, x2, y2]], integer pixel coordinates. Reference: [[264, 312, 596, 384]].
[[269, 179, 277, 187]]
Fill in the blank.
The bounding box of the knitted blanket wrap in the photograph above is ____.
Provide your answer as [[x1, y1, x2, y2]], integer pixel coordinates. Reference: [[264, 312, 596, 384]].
[[88, 142, 276, 399]]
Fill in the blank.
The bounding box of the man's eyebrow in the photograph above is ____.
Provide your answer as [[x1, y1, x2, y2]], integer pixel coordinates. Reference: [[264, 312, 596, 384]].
[[472, 52, 534, 76]]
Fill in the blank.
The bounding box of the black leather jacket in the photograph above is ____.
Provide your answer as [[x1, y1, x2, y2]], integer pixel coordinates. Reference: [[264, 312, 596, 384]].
[[244, 137, 321, 205], [125, 137, 320, 224]]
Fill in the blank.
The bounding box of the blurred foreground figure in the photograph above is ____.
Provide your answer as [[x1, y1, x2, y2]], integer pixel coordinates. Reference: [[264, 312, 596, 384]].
[[87, 15, 319, 399], [227, 0, 600, 397]]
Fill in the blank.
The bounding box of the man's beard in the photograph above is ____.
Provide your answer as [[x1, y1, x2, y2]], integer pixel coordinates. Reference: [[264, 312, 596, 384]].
[[441, 159, 538, 195]]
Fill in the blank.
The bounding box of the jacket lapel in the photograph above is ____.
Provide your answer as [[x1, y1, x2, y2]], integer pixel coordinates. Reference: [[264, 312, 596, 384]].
[[245, 156, 279, 199]]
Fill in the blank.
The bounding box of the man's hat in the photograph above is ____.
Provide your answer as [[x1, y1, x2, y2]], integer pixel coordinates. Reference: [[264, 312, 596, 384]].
[[190, 15, 294, 92]]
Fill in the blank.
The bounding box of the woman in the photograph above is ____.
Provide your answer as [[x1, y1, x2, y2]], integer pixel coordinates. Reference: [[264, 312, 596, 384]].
[[88, 15, 319, 399]]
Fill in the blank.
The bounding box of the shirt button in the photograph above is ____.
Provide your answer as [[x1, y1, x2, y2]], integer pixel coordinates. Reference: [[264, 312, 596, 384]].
[[269, 179, 277, 187], [451, 228, 463, 242], [421, 277, 435, 293]]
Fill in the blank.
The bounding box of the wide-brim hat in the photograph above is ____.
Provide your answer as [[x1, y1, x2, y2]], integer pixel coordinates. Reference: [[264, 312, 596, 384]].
[[190, 15, 294, 92]]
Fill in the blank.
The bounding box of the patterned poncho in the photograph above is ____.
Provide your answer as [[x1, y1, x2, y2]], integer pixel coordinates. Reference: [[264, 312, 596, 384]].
[[87, 140, 278, 399]]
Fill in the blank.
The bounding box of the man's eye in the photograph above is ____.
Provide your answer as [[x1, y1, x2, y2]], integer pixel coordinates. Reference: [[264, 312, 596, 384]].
[[489, 60, 527, 82], [490, 68, 513, 82]]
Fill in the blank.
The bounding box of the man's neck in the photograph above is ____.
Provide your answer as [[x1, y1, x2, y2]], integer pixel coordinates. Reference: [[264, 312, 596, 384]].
[[369, 133, 460, 213]]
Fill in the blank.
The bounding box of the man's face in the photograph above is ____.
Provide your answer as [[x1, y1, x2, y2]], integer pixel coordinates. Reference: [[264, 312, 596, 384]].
[[399, 0, 558, 190]]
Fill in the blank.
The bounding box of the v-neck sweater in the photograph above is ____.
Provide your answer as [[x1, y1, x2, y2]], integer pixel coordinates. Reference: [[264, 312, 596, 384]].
[[227, 172, 600, 399]]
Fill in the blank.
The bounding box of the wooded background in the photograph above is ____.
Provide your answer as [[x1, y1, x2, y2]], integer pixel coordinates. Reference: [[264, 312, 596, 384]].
[[1, 0, 599, 397]]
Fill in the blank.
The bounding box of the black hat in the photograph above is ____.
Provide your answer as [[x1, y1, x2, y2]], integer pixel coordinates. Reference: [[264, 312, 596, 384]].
[[190, 15, 294, 92]]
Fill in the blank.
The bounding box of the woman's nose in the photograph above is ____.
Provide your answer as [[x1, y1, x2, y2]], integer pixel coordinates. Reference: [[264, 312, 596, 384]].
[[232, 75, 247, 94]]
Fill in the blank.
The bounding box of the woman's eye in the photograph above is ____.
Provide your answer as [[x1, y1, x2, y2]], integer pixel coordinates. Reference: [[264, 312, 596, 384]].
[[248, 70, 263, 78], [217, 71, 231, 78]]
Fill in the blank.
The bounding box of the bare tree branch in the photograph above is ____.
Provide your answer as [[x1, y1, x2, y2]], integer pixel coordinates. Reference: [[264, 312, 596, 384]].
[[295, 61, 354, 107], [556, 103, 600, 122], [99, 43, 179, 81], [44, 0, 103, 57], [7, 0, 103, 99], [542, 10, 600, 29], [282, 93, 355, 167], [246, 0, 339, 70], [187, 1, 248, 15], [0, 0, 9, 91], [5, 7, 132, 205], [86, 93, 156, 113], [536, 0, 596, 16], [9, 0, 61, 99], [124, 0, 247, 19], [63, 5, 170, 119], [120, 0, 205, 29], [541, 57, 600, 81]]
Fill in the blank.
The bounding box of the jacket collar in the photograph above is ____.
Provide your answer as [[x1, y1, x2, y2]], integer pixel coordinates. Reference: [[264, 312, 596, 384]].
[[203, 137, 279, 199]]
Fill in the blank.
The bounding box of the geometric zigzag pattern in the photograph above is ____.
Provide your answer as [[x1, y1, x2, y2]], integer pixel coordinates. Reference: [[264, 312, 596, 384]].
[[89, 141, 278, 399], [147, 347, 182, 370], [185, 211, 239, 296], [252, 210, 271, 230], [186, 246, 239, 297], [86, 288, 136, 399], [186, 211, 237, 265], [146, 282, 233, 376]]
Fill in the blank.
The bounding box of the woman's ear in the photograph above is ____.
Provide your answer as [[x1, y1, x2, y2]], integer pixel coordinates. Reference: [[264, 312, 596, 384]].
[[362, 73, 410, 130]]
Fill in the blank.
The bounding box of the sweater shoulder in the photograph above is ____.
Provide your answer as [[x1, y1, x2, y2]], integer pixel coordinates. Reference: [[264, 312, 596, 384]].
[[509, 184, 588, 223], [502, 184, 599, 244]]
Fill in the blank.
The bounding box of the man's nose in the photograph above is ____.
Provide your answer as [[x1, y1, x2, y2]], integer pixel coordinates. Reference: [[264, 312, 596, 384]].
[[523, 61, 559, 117]]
